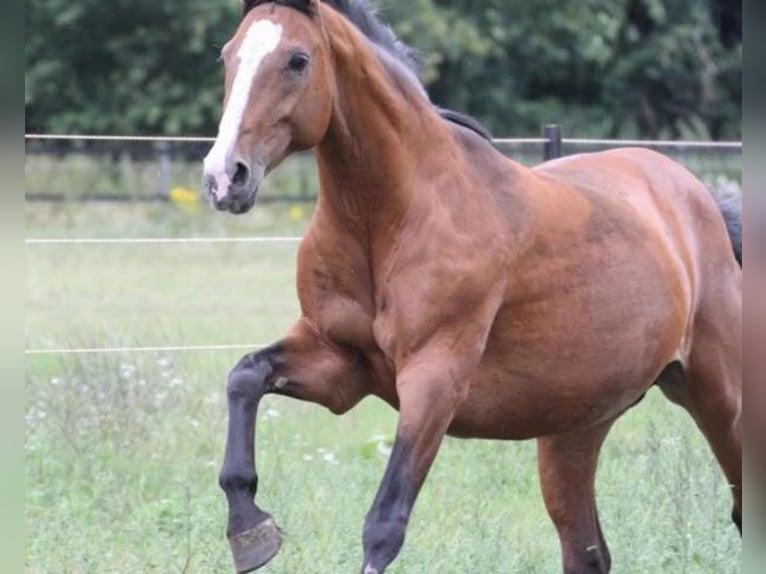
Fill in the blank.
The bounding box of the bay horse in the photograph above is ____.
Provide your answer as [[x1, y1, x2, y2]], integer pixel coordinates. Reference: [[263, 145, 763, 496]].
[[201, 1, 743, 572]]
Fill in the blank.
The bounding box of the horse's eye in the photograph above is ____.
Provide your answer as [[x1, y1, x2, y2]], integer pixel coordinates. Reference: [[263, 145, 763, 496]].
[[287, 53, 310, 73]]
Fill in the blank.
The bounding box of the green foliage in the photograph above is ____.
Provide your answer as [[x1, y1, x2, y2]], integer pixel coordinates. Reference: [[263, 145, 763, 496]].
[[25, 0, 239, 135], [25, 0, 740, 138], [601, 0, 742, 138], [410, 0, 631, 136], [389, 0, 740, 138]]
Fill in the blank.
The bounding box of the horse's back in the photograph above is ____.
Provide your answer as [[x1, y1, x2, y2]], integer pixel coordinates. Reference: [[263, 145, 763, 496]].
[[534, 147, 740, 297], [533, 147, 741, 350]]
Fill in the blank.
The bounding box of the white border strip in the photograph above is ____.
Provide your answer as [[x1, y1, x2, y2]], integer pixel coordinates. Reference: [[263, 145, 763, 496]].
[[25, 344, 268, 356]]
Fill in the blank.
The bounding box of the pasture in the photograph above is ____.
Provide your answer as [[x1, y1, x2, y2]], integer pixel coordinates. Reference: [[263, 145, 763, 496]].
[[25, 161, 741, 573]]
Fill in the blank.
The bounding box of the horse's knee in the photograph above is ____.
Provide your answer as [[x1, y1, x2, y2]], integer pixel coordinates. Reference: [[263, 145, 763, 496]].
[[226, 353, 273, 402]]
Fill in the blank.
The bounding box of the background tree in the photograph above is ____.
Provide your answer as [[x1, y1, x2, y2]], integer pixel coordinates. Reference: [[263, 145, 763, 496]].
[[25, 0, 239, 135], [601, 0, 742, 139], [25, 0, 741, 138]]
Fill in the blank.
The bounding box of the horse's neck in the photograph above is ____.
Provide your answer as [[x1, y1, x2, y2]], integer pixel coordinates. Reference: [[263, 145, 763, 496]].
[[313, 12, 444, 238]]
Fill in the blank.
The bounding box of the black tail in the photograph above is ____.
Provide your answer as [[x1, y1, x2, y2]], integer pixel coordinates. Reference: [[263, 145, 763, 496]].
[[711, 189, 742, 266]]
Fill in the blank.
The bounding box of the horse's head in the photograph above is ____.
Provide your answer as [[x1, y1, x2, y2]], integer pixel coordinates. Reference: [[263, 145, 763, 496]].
[[203, 0, 333, 213]]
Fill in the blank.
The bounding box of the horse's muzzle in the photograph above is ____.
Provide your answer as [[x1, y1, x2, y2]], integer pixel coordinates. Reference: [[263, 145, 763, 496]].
[[203, 175, 259, 214], [213, 188, 258, 214]]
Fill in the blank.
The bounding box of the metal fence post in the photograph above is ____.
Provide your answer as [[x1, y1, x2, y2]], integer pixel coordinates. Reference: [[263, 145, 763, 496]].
[[157, 140, 171, 198], [542, 124, 562, 161]]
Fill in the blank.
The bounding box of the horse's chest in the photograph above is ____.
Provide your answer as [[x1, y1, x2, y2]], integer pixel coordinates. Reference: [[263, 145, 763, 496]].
[[297, 262, 377, 349], [312, 295, 375, 347]]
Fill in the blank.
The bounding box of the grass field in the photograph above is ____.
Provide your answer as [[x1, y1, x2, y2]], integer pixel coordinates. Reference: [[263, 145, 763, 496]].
[[26, 190, 742, 572]]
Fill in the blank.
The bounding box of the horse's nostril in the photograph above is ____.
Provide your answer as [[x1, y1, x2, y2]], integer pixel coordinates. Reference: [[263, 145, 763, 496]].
[[232, 162, 250, 187]]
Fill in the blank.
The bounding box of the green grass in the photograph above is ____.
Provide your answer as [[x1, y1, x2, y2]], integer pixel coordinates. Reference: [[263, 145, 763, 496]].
[[26, 199, 741, 573]]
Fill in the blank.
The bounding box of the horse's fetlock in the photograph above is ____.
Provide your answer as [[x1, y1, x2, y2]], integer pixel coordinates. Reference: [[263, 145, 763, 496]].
[[363, 514, 407, 558], [219, 469, 259, 494]]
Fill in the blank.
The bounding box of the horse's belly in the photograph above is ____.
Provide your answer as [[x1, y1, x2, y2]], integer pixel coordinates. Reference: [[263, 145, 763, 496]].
[[448, 276, 687, 439], [449, 366, 650, 440]]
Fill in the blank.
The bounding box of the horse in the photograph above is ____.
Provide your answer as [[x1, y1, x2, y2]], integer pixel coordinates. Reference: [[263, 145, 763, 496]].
[[201, 1, 743, 572]]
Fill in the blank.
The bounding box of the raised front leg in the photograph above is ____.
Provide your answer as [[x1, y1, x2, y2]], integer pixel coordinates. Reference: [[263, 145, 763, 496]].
[[220, 320, 369, 574], [360, 354, 473, 574]]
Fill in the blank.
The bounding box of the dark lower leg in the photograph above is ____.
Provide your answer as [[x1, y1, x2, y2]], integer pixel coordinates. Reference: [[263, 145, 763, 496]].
[[359, 363, 466, 574], [218, 323, 370, 573], [361, 440, 415, 574], [219, 349, 283, 573]]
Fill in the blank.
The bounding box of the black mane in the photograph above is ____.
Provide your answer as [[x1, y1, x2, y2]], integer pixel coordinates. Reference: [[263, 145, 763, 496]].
[[243, 0, 313, 15], [241, 0, 492, 141]]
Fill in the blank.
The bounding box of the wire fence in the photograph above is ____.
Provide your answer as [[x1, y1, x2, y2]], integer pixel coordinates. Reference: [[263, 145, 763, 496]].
[[25, 236, 303, 246], [25, 129, 743, 357], [25, 132, 744, 147], [26, 344, 268, 356], [25, 128, 742, 204]]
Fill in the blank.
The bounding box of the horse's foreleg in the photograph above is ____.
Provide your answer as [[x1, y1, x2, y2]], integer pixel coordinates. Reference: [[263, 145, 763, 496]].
[[219, 320, 368, 574], [537, 420, 615, 574], [360, 356, 471, 574]]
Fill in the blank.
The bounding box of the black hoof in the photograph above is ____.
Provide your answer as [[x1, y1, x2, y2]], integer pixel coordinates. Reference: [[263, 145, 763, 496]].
[[229, 515, 283, 573]]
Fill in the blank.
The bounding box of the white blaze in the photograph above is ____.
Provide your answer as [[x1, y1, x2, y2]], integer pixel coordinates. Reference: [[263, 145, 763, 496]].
[[204, 20, 283, 199]]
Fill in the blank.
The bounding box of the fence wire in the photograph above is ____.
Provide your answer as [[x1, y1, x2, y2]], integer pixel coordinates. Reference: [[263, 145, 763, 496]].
[[25, 236, 303, 246], [25, 344, 267, 356], [25, 132, 742, 204], [25, 133, 743, 147], [25, 132, 742, 357]]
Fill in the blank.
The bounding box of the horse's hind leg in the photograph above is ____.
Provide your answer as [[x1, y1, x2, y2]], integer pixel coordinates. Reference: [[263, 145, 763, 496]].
[[537, 420, 615, 574], [657, 295, 742, 533], [219, 320, 370, 573]]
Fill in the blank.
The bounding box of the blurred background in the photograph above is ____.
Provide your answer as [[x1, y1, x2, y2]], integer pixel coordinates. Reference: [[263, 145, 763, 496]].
[[25, 0, 742, 207], [25, 2, 743, 573], [26, 0, 741, 139]]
